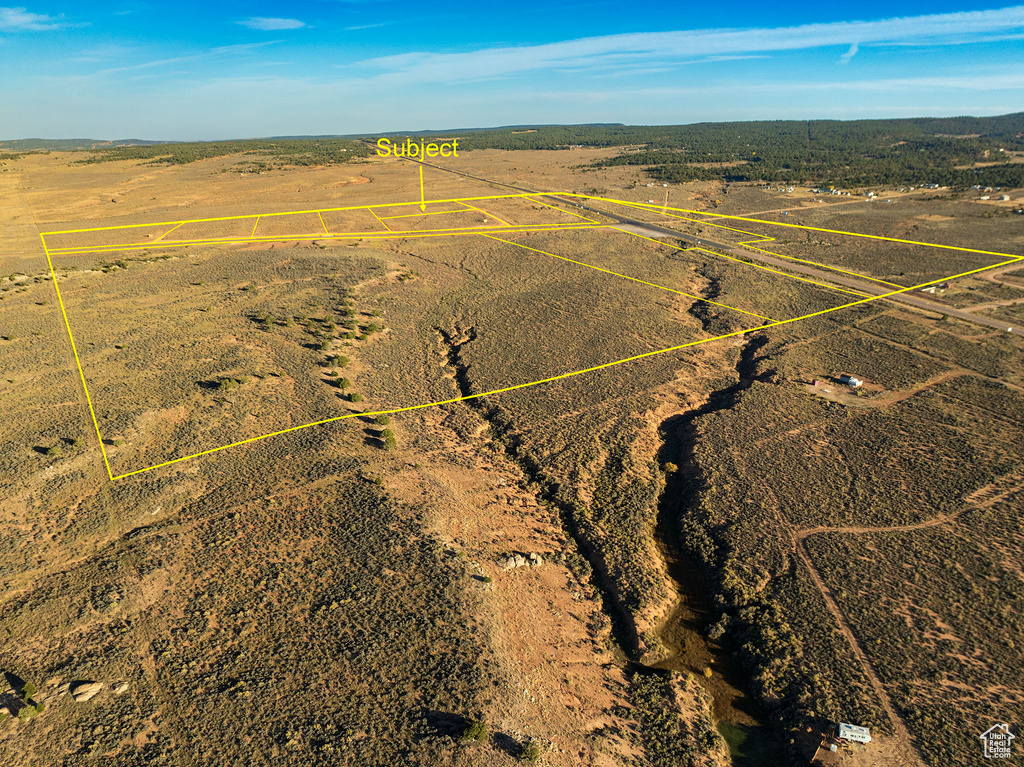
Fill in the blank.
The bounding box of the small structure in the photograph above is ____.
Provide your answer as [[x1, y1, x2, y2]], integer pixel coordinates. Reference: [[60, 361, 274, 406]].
[[838, 723, 872, 744], [837, 374, 863, 388]]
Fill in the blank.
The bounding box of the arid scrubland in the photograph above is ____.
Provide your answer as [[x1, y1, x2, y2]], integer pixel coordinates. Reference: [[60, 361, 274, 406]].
[[0, 146, 1021, 766]]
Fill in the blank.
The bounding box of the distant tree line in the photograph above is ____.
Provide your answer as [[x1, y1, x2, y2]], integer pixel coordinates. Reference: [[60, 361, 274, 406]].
[[588, 116, 1024, 188], [77, 138, 372, 167], [383, 113, 1024, 188], [68, 112, 1024, 186]]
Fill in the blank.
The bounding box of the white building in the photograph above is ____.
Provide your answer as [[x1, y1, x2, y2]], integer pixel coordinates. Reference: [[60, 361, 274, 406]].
[[838, 723, 872, 744]]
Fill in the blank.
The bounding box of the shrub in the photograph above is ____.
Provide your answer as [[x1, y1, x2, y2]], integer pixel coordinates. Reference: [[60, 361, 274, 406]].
[[336, 355, 350, 367], [349, 393, 363, 403], [459, 721, 487, 743], [379, 428, 394, 440], [520, 740, 541, 762], [374, 415, 390, 425], [17, 703, 43, 721], [338, 378, 352, 389], [44, 446, 61, 457], [384, 436, 396, 450], [20, 682, 36, 699]]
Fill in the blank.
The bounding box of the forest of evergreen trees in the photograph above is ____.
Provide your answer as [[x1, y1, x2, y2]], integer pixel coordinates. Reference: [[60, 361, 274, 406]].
[[384, 114, 1024, 187], [76, 138, 371, 167], [50, 112, 1024, 187]]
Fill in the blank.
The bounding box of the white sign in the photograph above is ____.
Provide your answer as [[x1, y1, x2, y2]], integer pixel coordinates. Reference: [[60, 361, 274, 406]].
[[979, 723, 1014, 759]]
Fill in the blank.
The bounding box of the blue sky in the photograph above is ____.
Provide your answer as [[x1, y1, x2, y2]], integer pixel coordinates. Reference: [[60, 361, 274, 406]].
[[1, 1, 1022, 139]]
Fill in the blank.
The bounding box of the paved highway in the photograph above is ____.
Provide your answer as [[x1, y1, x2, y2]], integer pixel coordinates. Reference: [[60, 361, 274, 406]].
[[560, 199, 1024, 337], [393, 150, 1024, 337]]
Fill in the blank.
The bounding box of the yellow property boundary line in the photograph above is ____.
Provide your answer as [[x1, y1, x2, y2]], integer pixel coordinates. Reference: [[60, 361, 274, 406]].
[[629, 205, 904, 289], [44, 222, 604, 256], [40, 193, 1024, 481], [483, 234, 775, 322]]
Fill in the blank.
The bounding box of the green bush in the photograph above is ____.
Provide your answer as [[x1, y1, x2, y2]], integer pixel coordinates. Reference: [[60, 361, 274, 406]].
[[459, 721, 487, 743], [44, 446, 62, 457], [20, 682, 36, 699], [339, 377, 352, 389], [374, 415, 391, 425], [384, 436, 397, 451], [349, 393, 363, 403], [17, 703, 43, 721], [520, 740, 541, 762]]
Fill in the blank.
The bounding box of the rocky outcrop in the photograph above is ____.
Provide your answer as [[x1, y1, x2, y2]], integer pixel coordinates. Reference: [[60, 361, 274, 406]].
[[501, 552, 544, 570], [70, 682, 103, 703]]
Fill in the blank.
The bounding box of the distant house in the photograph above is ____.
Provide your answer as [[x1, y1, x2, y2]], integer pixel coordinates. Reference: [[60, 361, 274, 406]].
[[838, 723, 872, 744], [837, 374, 863, 388]]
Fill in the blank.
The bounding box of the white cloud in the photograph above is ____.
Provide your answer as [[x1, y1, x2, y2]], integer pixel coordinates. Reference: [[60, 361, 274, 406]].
[[94, 41, 283, 74], [0, 6, 62, 30], [357, 7, 1024, 83], [237, 17, 305, 31], [839, 42, 859, 65], [345, 22, 392, 31]]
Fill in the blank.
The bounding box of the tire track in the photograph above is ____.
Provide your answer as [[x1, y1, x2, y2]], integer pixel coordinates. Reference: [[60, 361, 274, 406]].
[[790, 474, 1023, 766]]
